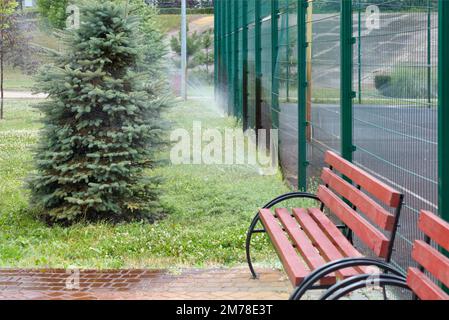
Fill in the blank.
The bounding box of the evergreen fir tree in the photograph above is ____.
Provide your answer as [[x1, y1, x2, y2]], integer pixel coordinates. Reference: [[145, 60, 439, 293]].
[[29, 1, 168, 224]]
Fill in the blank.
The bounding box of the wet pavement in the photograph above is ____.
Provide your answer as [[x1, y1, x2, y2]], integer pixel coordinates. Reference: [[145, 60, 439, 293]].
[[0, 267, 292, 300]]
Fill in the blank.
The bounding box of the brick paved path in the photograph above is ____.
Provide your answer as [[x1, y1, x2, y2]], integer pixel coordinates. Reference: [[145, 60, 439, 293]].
[[0, 268, 296, 300], [0, 267, 387, 300]]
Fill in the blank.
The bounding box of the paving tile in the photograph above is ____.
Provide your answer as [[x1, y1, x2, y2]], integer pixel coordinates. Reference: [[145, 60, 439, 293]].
[[0, 267, 384, 300]]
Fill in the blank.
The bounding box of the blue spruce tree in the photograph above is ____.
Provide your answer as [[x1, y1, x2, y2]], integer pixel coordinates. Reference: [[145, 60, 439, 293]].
[[29, 1, 168, 223]]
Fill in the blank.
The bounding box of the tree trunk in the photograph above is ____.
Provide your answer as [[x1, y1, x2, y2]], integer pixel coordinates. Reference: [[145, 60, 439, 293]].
[[205, 47, 210, 84]]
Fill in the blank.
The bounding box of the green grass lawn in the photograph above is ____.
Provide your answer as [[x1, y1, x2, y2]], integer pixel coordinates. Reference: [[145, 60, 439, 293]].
[[154, 14, 210, 33], [3, 67, 35, 91], [154, 14, 182, 33], [2, 29, 61, 92], [0, 97, 309, 270]]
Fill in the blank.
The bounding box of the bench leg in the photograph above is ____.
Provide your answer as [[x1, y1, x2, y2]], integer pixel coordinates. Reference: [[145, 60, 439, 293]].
[[319, 273, 407, 300], [246, 192, 322, 280], [289, 258, 405, 300], [320, 275, 411, 300], [246, 213, 264, 279]]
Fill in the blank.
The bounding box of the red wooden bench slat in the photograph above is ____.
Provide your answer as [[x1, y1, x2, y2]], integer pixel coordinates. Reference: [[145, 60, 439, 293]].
[[321, 168, 395, 231], [407, 267, 449, 301], [292, 208, 359, 279], [307, 208, 369, 274], [276, 208, 336, 285], [259, 209, 309, 286], [418, 210, 449, 252], [324, 151, 402, 207], [275, 209, 328, 270], [411, 240, 449, 289], [317, 186, 390, 258]]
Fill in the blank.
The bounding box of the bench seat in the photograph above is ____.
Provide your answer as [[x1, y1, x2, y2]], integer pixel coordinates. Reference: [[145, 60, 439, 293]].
[[247, 151, 403, 299], [319, 210, 449, 301], [259, 207, 369, 286]]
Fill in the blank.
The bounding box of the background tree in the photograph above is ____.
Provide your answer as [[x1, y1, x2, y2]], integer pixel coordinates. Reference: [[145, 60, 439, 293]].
[[120, 0, 167, 77], [29, 1, 168, 224], [0, 0, 35, 120], [4, 5, 37, 73], [195, 29, 213, 83], [170, 26, 202, 68], [0, 0, 17, 120], [36, 0, 69, 29]]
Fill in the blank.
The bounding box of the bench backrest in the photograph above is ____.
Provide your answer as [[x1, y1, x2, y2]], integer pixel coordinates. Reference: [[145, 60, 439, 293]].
[[407, 211, 449, 300], [318, 151, 403, 260]]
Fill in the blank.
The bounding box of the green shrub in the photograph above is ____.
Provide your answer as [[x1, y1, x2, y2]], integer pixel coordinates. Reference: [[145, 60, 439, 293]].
[[374, 67, 437, 99], [36, 0, 69, 29], [374, 74, 392, 91]]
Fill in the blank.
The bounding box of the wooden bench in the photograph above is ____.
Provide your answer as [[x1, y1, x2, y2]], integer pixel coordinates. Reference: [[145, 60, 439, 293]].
[[319, 210, 449, 300], [245, 151, 404, 300]]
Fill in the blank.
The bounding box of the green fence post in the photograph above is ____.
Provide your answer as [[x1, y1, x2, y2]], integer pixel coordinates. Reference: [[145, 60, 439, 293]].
[[216, 0, 220, 106], [286, 0, 290, 102], [234, 1, 240, 118], [242, 0, 248, 130], [214, 0, 218, 103], [255, 0, 262, 130], [427, 0, 432, 108], [357, 2, 362, 105], [438, 0, 449, 290], [222, 0, 228, 112], [297, 0, 308, 191], [341, 0, 355, 162], [220, 0, 226, 110], [222, 0, 226, 110], [271, 0, 280, 130], [227, 0, 233, 115]]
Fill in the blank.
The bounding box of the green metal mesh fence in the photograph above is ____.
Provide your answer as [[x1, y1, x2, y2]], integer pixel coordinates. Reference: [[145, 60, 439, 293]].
[[307, 1, 342, 181], [215, 0, 446, 288], [278, 0, 300, 185], [351, 0, 438, 277]]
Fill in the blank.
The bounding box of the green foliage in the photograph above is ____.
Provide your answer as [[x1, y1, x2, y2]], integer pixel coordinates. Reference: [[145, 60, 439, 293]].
[[171, 28, 214, 82], [0, 0, 17, 29], [201, 28, 212, 50], [121, 0, 167, 76], [158, 7, 214, 15], [2, 67, 35, 90], [375, 67, 437, 99], [153, 14, 181, 33], [374, 74, 392, 91], [29, 1, 168, 224], [170, 26, 203, 67], [1, 0, 38, 119], [36, 0, 69, 29], [191, 30, 213, 83]]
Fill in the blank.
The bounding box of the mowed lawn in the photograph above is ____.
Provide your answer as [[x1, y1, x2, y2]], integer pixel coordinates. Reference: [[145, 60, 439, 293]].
[[0, 97, 309, 270], [154, 14, 212, 33], [3, 68, 35, 91]]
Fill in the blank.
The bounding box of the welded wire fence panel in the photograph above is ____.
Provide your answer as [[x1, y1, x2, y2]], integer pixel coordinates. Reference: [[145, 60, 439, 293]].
[[229, 0, 235, 115], [307, 0, 342, 182], [247, 1, 257, 130], [214, 1, 445, 295], [221, 0, 230, 114], [278, 0, 299, 185], [352, 1, 438, 277], [260, 1, 273, 131], [235, 1, 243, 119]]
